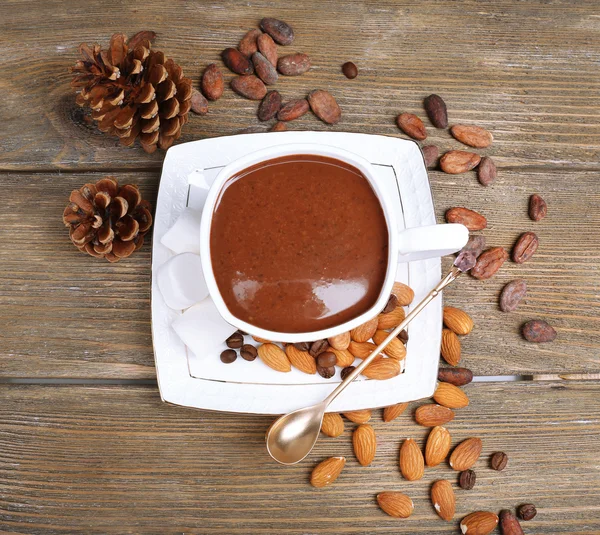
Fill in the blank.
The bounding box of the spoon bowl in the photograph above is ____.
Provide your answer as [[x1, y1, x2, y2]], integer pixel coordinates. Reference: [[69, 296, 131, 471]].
[[266, 402, 326, 465]]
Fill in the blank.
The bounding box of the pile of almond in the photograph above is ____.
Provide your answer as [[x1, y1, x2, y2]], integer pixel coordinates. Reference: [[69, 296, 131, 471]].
[[309, 306, 533, 535]]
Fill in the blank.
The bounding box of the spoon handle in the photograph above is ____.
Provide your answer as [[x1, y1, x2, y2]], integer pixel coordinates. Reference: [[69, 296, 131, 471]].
[[324, 265, 462, 406]]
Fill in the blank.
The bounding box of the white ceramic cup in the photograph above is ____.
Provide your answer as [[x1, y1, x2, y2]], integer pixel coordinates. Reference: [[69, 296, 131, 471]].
[[199, 143, 468, 343]]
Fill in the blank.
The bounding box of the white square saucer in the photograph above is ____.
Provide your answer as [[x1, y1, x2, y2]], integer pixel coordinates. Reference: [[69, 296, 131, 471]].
[[152, 131, 442, 414]]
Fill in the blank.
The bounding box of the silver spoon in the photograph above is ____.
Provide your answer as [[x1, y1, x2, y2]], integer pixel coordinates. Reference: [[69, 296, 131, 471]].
[[266, 253, 474, 465]]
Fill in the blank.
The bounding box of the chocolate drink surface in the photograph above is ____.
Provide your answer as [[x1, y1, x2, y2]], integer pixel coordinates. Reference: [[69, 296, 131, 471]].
[[210, 155, 389, 333]]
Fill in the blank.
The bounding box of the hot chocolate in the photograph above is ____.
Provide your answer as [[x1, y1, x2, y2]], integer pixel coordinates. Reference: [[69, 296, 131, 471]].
[[210, 155, 389, 333]]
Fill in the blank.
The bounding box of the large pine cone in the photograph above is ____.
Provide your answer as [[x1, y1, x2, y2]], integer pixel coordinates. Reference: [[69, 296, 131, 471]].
[[63, 177, 153, 262], [71, 31, 192, 153]]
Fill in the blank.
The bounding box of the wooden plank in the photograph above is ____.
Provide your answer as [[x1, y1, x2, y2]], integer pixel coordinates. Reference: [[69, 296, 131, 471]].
[[0, 168, 598, 378], [1, 0, 599, 170], [0, 382, 598, 533]]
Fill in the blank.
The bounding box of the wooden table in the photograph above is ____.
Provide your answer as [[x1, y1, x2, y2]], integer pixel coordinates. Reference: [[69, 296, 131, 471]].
[[1, 1, 599, 533]]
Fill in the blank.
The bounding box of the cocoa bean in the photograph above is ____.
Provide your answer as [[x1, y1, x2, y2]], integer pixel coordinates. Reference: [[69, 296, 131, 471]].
[[450, 124, 493, 148], [252, 51, 278, 85], [460, 235, 486, 259], [454, 250, 477, 272], [257, 33, 278, 67], [471, 247, 508, 280], [277, 53, 311, 76], [277, 99, 310, 121], [239, 29, 261, 57], [190, 89, 208, 115], [260, 17, 294, 45], [342, 61, 358, 79], [438, 367, 473, 386], [423, 94, 448, 128], [440, 150, 481, 174], [270, 121, 287, 132], [308, 90, 341, 125], [201, 63, 224, 101], [421, 144, 439, 167], [445, 207, 487, 231], [230, 75, 267, 100], [499, 279, 527, 312], [517, 504, 537, 521], [522, 320, 556, 343], [257, 90, 282, 121], [529, 194, 547, 221], [477, 156, 497, 186], [512, 232, 539, 264], [499, 510, 524, 535], [221, 47, 254, 75], [396, 113, 427, 140]]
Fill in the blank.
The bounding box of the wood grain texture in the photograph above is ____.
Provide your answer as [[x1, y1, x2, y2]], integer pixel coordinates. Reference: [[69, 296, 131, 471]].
[[0, 0, 599, 170], [0, 382, 599, 534], [1, 166, 598, 377]]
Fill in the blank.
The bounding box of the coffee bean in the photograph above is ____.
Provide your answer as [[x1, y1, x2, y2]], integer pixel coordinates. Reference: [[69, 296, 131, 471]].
[[307, 90, 341, 125], [517, 504, 537, 521], [317, 351, 337, 368], [471, 247, 509, 280], [342, 61, 358, 79], [239, 29, 262, 57], [260, 17, 294, 45], [252, 51, 279, 85], [230, 75, 267, 100], [240, 344, 258, 361], [258, 90, 282, 121], [201, 63, 224, 101], [423, 94, 448, 128], [499, 279, 527, 312], [236, 329, 248, 336], [220, 349, 237, 363], [277, 53, 311, 76], [512, 232, 539, 264], [277, 99, 310, 121], [309, 339, 330, 357], [382, 294, 399, 314], [522, 320, 556, 343], [421, 144, 439, 168], [317, 364, 335, 379], [294, 342, 310, 352], [397, 330, 409, 344], [438, 367, 473, 386], [190, 89, 209, 115], [477, 156, 497, 186], [529, 194, 547, 221], [341, 365, 355, 380], [458, 469, 476, 490], [491, 451, 509, 471], [221, 47, 254, 75], [270, 121, 287, 132], [257, 33, 278, 67], [226, 332, 244, 349]]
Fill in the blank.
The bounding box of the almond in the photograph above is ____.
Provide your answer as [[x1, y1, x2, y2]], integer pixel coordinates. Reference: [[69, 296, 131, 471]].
[[321, 413, 344, 438], [353, 424, 377, 466], [441, 328, 461, 366], [431, 479, 455, 521], [396, 113, 427, 140], [257, 343, 291, 372], [434, 382, 470, 409], [391, 282, 414, 305], [230, 75, 267, 100], [362, 358, 401, 380], [425, 426, 452, 467], [343, 409, 372, 424], [443, 307, 474, 335], [415, 404, 455, 426], [445, 207, 487, 231], [399, 438, 424, 481], [328, 331, 351, 350], [377, 306, 406, 330], [328, 347, 355, 367], [351, 317, 379, 342], [440, 150, 481, 174], [310, 456, 346, 488], [451, 124, 493, 148], [373, 330, 407, 360], [348, 340, 379, 359], [285, 344, 316, 374], [459, 511, 499, 535], [377, 491, 414, 518], [383, 403, 408, 422], [450, 437, 483, 471]]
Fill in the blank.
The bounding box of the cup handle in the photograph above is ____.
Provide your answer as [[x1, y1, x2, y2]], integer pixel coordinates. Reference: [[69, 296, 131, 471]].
[[397, 224, 469, 262]]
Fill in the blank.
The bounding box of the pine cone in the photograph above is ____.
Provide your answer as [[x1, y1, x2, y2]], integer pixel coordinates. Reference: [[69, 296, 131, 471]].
[[71, 31, 192, 153], [63, 177, 153, 262]]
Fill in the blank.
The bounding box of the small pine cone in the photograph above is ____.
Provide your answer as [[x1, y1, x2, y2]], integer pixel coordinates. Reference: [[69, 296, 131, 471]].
[[71, 31, 192, 153], [63, 177, 153, 262]]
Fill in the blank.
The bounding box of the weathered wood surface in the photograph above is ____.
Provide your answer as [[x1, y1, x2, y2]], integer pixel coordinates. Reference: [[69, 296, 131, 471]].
[[0, 382, 599, 534], [1, 167, 598, 378], [1, 0, 599, 171]]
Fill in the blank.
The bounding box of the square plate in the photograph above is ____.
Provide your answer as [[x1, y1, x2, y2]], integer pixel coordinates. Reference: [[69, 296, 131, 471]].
[[152, 131, 441, 414]]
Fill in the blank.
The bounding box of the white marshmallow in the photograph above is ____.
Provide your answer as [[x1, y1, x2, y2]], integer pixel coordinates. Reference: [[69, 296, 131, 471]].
[[157, 253, 208, 310], [160, 208, 202, 255]]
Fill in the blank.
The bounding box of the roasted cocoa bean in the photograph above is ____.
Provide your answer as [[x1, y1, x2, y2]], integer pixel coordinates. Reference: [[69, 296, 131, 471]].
[[477, 156, 497, 186], [500, 510, 524, 535], [277, 99, 310, 121], [270, 121, 287, 132], [239, 29, 262, 57], [454, 250, 477, 272], [342, 61, 358, 79], [221, 47, 254, 75], [201, 63, 224, 101], [445, 207, 487, 231], [396, 113, 427, 140], [252, 51, 278, 85], [423, 94, 448, 128], [421, 144, 439, 167], [382, 294, 399, 314], [257, 33, 278, 66], [440, 150, 481, 174], [277, 53, 311, 76], [517, 504, 537, 521], [460, 235, 486, 259], [512, 232, 539, 264], [499, 279, 527, 312], [450, 124, 493, 148], [471, 247, 509, 280], [190, 89, 209, 115], [260, 17, 294, 45], [522, 320, 556, 343], [437, 367, 473, 386], [529, 194, 547, 221], [257, 90, 282, 121], [230, 75, 267, 100], [308, 90, 341, 124]]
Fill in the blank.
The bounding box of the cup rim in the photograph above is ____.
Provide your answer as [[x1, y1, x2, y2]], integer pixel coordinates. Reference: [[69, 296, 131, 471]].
[[199, 142, 398, 343]]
